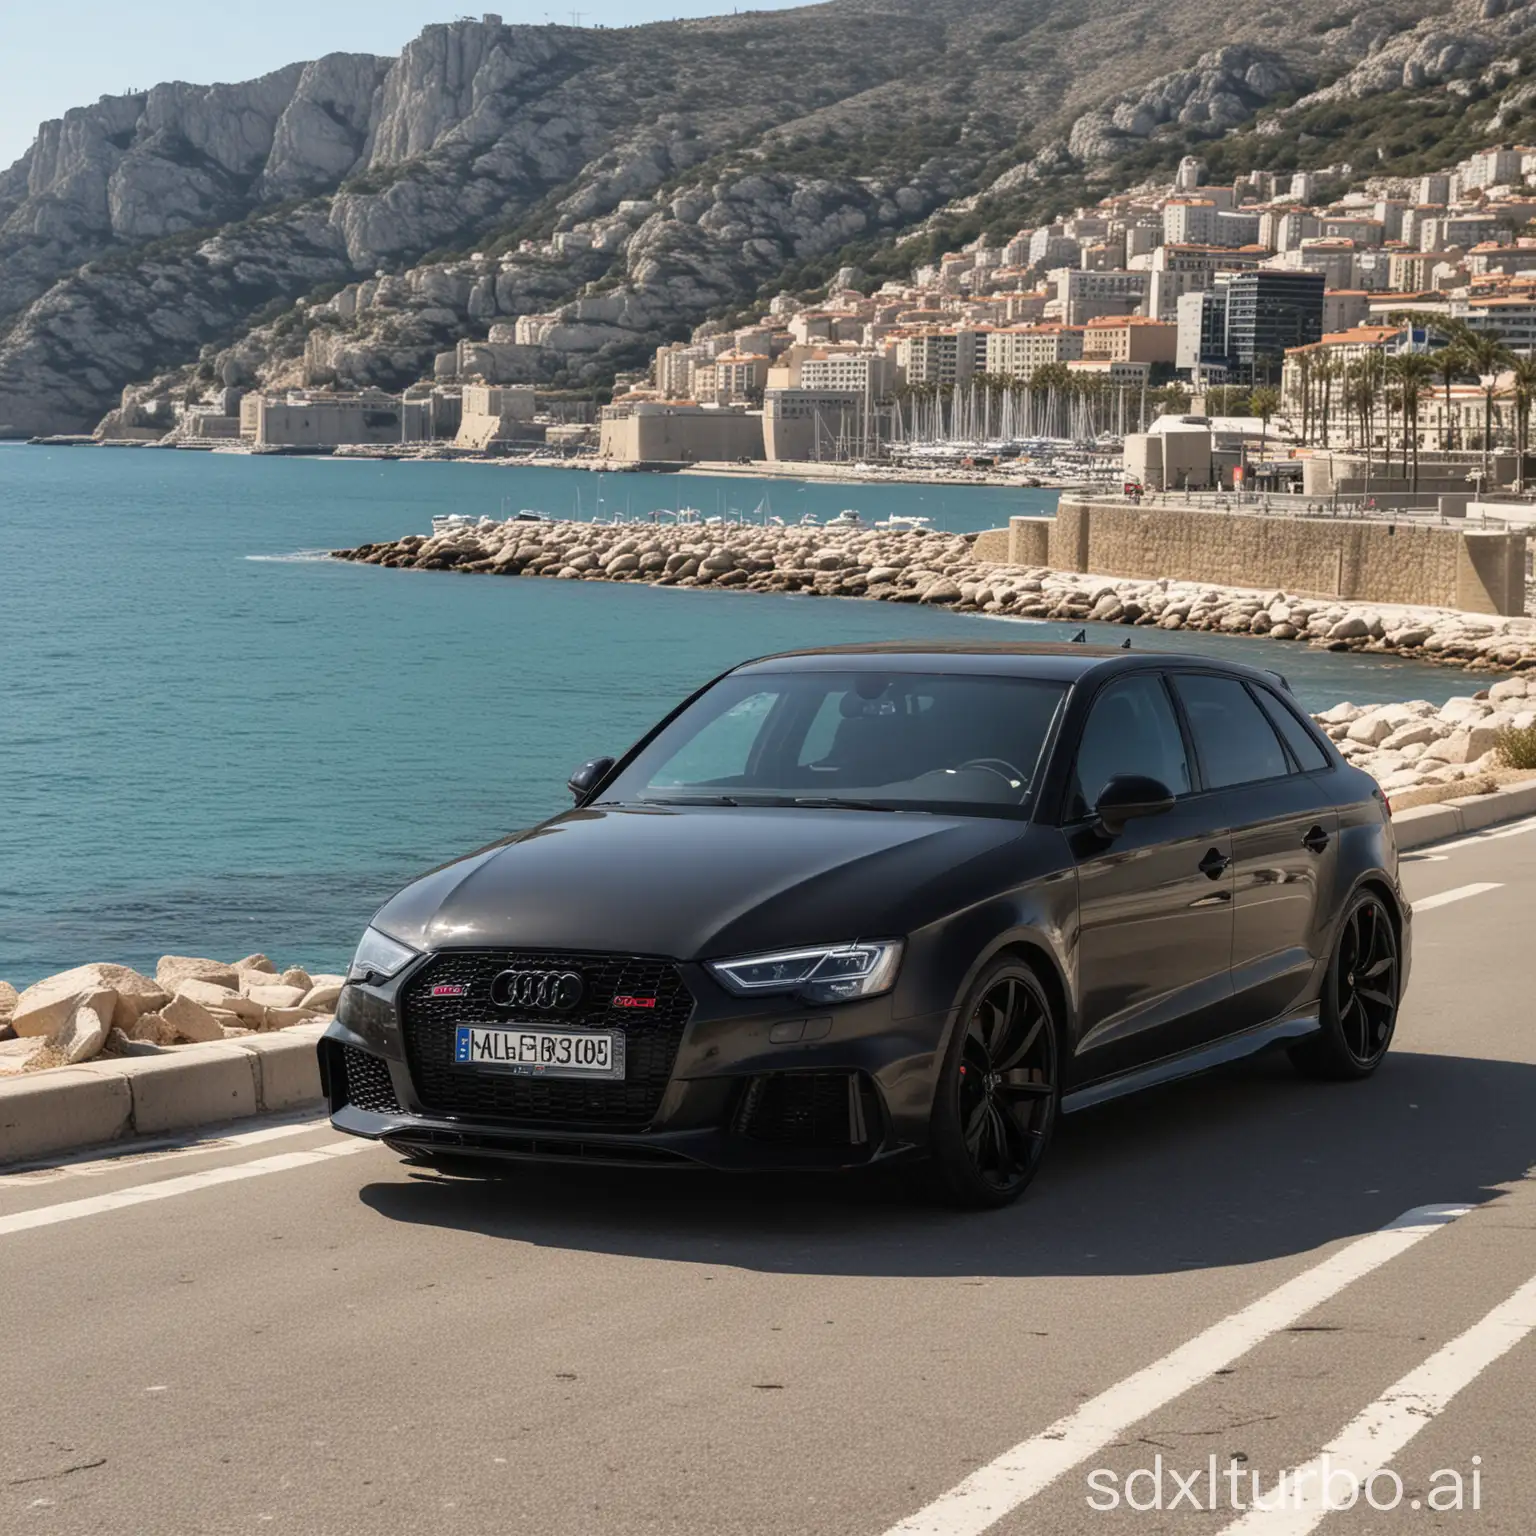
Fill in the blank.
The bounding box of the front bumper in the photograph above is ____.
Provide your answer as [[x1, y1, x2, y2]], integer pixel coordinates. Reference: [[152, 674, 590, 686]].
[[321, 962, 949, 1173]]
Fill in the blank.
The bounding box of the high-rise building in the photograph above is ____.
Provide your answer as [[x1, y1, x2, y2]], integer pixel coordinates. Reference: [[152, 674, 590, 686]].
[[1220, 271, 1325, 379]]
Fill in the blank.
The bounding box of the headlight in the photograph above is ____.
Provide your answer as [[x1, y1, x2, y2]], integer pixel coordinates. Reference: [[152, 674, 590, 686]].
[[707, 940, 904, 1003], [347, 927, 419, 984]]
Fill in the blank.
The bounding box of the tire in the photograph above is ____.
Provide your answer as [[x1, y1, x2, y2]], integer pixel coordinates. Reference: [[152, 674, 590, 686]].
[[1289, 888, 1401, 1081], [928, 958, 1061, 1209]]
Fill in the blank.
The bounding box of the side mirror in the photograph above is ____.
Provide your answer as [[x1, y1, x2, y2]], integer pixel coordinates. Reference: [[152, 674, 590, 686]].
[[1094, 774, 1176, 836], [567, 756, 616, 803]]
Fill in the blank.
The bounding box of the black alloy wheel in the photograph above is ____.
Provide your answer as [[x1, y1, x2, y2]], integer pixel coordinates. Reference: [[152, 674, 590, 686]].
[[1291, 889, 1401, 1080], [930, 960, 1060, 1208]]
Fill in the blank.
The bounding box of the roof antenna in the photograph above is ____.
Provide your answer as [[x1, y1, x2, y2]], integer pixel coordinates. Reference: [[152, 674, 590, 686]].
[[1070, 628, 1087, 643]]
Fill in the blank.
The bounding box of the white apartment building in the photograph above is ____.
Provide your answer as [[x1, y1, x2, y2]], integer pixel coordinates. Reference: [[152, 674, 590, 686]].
[[1462, 146, 1523, 190], [1051, 268, 1149, 324], [1421, 213, 1500, 252], [654, 342, 710, 398], [1028, 228, 1080, 268], [1321, 216, 1385, 247], [984, 325, 1085, 377], [1259, 209, 1319, 252], [897, 329, 987, 385], [798, 352, 899, 398], [1163, 203, 1260, 248], [1418, 174, 1452, 205]]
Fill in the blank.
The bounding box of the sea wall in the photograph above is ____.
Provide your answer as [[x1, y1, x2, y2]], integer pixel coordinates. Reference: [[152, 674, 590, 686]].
[[1052, 501, 1527, 617], [330, 517, 1536, 672]]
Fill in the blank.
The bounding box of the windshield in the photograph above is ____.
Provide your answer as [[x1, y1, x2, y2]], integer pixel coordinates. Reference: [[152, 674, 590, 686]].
[[600, 669, 1068, 814]]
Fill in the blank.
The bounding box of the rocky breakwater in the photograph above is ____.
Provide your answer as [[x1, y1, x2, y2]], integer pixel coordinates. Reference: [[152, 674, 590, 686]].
[[1314, 676, 1536, 807], [332, 518, 1536, 673], [0, 954, 342, 1076]]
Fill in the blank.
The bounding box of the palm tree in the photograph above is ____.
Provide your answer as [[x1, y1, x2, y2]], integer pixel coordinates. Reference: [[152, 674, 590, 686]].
[[1432, 343, 1467, 450], [1385, 352, 1436, 491], [1460, 330, 1515, 487], [1347, 355, 1384, 490], [1250, 383, 1281, 445], [1292, 351, 1314, 444], [1509, 352, 1536, 493], [1317, 354, 1341, 447]]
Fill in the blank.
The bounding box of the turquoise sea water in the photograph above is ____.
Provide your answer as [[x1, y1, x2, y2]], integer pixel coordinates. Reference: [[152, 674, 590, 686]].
[[0, 445, 1497, 987]]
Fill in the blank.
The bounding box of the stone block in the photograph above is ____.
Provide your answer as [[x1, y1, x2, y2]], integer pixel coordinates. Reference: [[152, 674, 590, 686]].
[[0, 1068, 133, 1163], [1391, 805, 1464, 850], [235, 1035, 324, 1111], [110, 1046, 258, 1134], [1450, 779, 1536, 831]]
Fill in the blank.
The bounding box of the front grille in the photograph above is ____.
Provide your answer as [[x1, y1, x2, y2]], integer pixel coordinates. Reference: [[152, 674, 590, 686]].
[[342, 1045, 402, 1115], [399, 950, 695, 1129], [736, 1072, 876, 1147]]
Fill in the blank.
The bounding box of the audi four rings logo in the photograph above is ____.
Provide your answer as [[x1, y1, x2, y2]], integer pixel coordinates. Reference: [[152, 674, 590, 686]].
[[489, 968, 586, 1012]]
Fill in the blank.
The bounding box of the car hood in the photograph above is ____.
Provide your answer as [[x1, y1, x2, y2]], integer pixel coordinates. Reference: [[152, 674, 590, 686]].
[[372, 804, 1035, 961]]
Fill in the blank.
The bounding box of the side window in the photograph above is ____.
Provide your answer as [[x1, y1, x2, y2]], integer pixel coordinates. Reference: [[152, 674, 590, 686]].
[[1252, 685, 1330, 772], [650, 691, 779, 786], [1171, 674, 1291, 789], [1070, 675, 1191, 817]]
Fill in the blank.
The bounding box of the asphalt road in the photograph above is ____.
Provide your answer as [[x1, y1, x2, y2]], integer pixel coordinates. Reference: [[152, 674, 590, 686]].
[[4, 819, 1535, 1536]]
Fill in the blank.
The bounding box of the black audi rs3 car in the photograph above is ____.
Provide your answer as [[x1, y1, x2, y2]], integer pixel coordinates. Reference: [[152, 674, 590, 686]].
[[321, 642, 1410, 1207]]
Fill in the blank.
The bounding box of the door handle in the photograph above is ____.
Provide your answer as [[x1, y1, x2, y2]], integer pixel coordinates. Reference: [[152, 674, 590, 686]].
[[1199, 847, 1231, 880], [1303, 825, 1331, 854]]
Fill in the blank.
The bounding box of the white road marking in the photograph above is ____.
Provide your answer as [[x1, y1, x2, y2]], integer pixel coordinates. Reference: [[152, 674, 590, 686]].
[[1413, 882, 1503, 913], [1428, 814, 1536, 855], [880, 1205, 1473, 1536], [0, 1113, 332, 1183], [1216, 1269, 1536, 1534], [0, 1140, 372, 1238]]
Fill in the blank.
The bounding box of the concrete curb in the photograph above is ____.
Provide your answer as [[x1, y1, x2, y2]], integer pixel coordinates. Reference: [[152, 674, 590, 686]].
[[0, 1025, 325, 1166], [1394, 779, 1536, 850]]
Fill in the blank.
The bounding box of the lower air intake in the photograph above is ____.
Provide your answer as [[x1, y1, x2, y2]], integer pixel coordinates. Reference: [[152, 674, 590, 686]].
[[736, 1071, 878, 1147], [342, 1046, 403, 1115]]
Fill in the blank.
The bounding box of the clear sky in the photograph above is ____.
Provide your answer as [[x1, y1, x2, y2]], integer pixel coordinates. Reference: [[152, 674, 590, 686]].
[[1, 0, 812, 170]]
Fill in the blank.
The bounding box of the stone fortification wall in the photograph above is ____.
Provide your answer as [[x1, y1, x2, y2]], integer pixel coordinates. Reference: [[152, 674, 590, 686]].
[[1047, 502, 1526, 617]]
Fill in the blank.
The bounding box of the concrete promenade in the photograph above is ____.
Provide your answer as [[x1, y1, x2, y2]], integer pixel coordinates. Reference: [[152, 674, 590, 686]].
[[3, 819, 1535, 1533]]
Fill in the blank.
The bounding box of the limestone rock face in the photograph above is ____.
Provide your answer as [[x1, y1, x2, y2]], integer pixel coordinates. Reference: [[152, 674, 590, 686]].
[[9, 1, 1510, 435]]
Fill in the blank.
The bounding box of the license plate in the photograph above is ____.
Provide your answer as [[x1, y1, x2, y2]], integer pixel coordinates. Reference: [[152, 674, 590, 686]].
[[453, 1025, 625, 1080]]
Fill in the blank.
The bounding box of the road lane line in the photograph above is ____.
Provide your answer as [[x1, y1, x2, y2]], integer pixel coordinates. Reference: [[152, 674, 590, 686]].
[[879, 1205, 1474, 1536], [0, 1113, 332, 1183], [1215, 1269, 1536, 1534], [1413, 882, 1503, 913], [0, 1140, 372, 1238]]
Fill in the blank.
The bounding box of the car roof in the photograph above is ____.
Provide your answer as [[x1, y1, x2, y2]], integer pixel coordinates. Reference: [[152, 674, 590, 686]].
[[731, 639, 1291, 689]]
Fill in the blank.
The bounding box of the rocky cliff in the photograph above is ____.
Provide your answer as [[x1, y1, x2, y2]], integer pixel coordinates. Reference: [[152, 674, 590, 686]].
[[4, 0, 1536, 434]]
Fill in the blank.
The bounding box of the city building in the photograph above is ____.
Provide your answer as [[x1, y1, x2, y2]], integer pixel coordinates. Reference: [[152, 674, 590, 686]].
[[984, 324, 1085, 377], [1080, 316, 1177, 366], [597, 402, 764, 463], [762, 389, 883, 462], [245, 391, 430, 449], [1221, 270, 1325, 378]]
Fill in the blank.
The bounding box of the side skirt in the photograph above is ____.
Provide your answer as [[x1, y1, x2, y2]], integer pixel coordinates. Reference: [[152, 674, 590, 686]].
[[1061, 1011, 1322, 1114]]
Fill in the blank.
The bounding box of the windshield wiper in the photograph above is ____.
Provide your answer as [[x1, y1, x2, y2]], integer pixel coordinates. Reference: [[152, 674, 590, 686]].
[[635, 795, 741, 807], [788, 797, 901, 812]]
